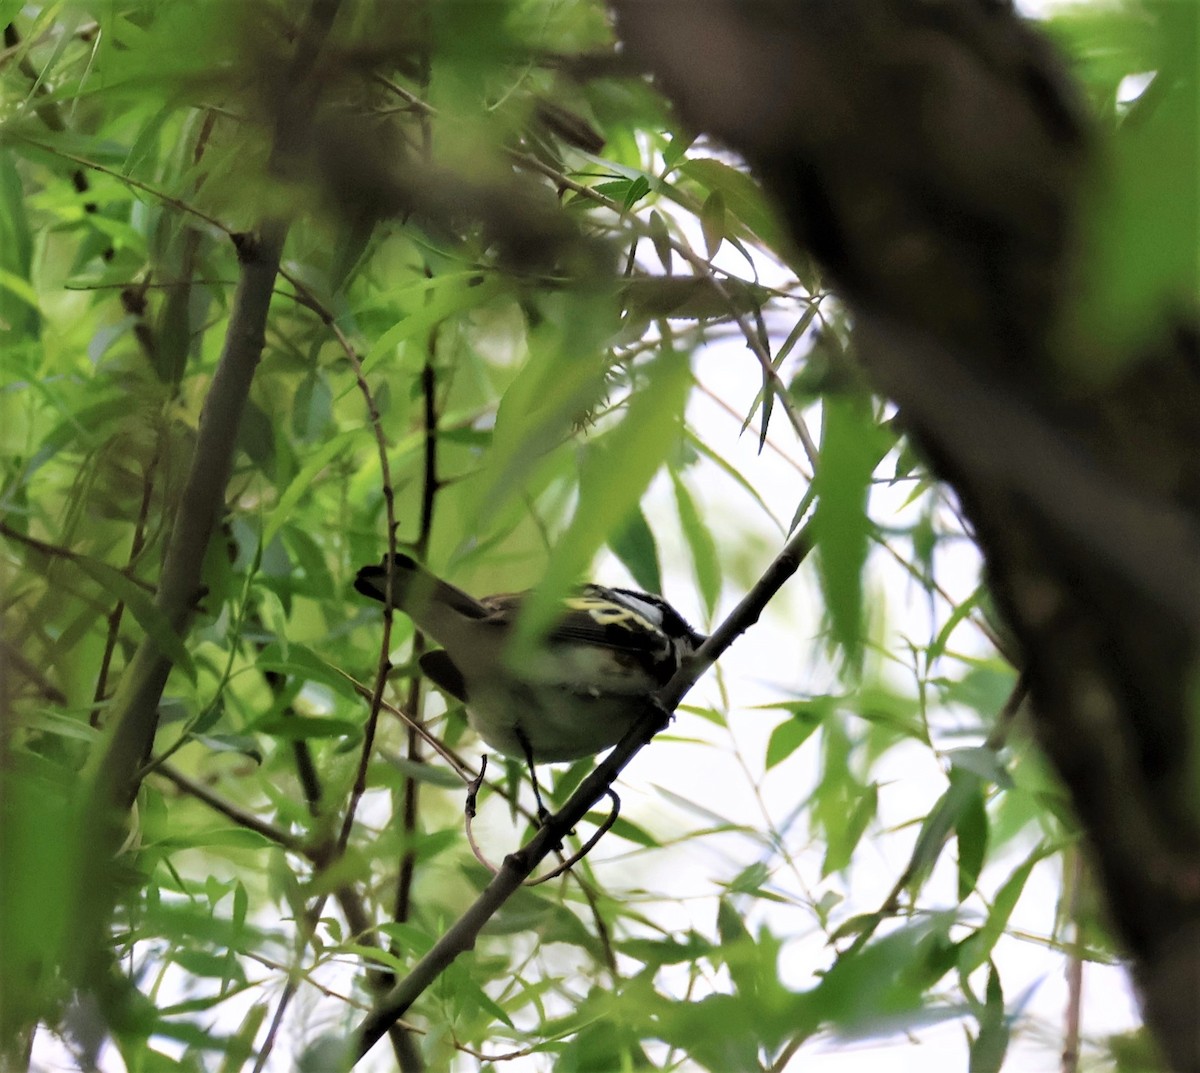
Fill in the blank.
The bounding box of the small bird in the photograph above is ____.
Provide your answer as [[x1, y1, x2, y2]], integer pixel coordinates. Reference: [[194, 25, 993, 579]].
[[354, 554, 705, 815]]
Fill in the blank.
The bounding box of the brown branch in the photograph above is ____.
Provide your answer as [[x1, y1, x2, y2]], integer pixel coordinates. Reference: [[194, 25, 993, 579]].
[[65, 0, 346, 1004]]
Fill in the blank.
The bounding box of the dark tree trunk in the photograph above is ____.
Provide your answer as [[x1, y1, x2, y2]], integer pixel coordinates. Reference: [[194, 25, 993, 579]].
[[613, 2, 1200, 1068]]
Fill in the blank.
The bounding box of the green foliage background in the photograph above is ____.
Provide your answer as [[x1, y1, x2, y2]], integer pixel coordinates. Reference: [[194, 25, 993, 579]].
[[0, 1, 1189, 1070]]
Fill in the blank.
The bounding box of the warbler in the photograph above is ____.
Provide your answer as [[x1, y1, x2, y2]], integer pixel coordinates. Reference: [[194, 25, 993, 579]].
[[354, 554, 705, 793]]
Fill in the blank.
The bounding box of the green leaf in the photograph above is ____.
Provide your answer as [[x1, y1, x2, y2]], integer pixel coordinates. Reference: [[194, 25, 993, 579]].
[[362, 275, 505, 376], [250, 715, 361, 740], [764, 706, 823, 769], [823, 782, 877, 875], [968, 964, 1010, 1073], [619, 932, 714, 966], [809, 915, 959, 1037], [648, 209, 672, 273], [0, 151, 38, 337], [607, 817, 660, 847], [811, 398, 891, 670], [256, 645, 361, 700], [958, 844, 1052, 974], [955, 774, 989, 901], [700, 188, 725, 258], [154, 827, 278, 851], [671, 470, 720, 616], [679, 157, 785, 252], [261, 430, 357, 547], [72, 556, 197, 683], [904, 775, 979, 897], [1068, 0, 1200, 365], [608, 505, 662, 593], [514, 346, 692, 649], [623, 173, 651, 209], [477, 306, 616, 521]]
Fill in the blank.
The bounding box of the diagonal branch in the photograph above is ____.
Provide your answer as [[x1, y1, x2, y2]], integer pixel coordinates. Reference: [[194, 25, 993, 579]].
[[349, 518, 815, 1062]]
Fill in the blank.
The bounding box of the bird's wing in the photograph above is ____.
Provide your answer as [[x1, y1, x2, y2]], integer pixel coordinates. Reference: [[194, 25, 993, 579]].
[[490, 593, 669, 655], [418, 649, 470, 702]]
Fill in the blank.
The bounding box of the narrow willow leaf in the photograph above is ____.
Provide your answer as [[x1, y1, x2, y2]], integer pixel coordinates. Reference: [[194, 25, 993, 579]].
[[608, 505, 662, 593], [72, 557, 197, 682], [250, 714, 361, 740], [764, 708, 822, 769], [684, 429, 783, 530], [955, 774, 989, 901], [811, 398, 891, 670], [968, 964, 1010, 1073], [904, 775, 978, 897], [958, 844, 1052, 974], [700, 188, 726, 258], [671, 471, 720, 615], [514, 346, 692, 650], [823, 782, 877, 875], [649, 209, 672, 273], [362, 276, 505, 375], [261, 430, 356, 547], [679, 157, 785, 252]]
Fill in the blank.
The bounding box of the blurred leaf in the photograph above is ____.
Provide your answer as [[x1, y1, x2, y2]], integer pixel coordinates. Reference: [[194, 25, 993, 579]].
[[947, 746, 1013, 790], [824, 782, 877, 876], [0, 766, 74, 1042], [679, 157, 786, 252], [959, 844, 1052, 974], [0, 151, 39, 338], [937, 665, 1019, 721], [905, 774, 978, 897], [621, 275, 771, 321], [700, 189, 725, 258], [764, 705, 823, 769], [968, 963, 1010, 1073], [809, 915, 959, 1037], [362, 276, 505, 376], [72, 556, 197, 683], [955, 773, 989, 901], [648, 209, 672, 272], [1067, 0, 1200, 364], [515, 345, 691, 649], [620, 932, 714, 966], [811, 398, 891, 670], [250, 714, 361, 740], [262, 430, 356, 547], [671, 470, 720, 615]]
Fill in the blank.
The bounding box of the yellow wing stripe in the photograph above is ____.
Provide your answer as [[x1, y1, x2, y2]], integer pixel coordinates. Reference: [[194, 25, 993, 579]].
[[564, 595, 657, 633]]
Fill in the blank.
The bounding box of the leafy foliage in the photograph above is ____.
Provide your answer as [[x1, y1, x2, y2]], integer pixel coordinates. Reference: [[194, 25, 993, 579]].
[[0, 1, 1164, 1070]]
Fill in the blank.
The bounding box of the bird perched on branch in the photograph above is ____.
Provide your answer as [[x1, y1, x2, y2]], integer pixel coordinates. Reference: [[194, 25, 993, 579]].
[[354, 554, 705, 816]]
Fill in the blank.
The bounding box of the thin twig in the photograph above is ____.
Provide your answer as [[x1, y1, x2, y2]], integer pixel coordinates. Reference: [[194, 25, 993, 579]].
[[154, 763, 302, 851], [92, 447, 161, 726], [1061, 848, 1085, 1073], [395, 352, 442, 925], [526, 791, 621, 886]]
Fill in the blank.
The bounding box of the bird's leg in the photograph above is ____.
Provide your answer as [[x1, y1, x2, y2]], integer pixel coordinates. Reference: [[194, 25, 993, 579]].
[[515, 727, 550, 824]]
